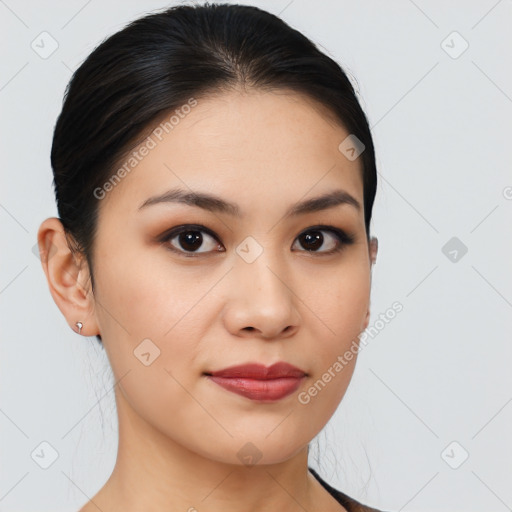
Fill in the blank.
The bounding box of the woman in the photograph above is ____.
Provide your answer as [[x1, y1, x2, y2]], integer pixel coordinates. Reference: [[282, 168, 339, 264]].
[[37, 3, 385, 511]]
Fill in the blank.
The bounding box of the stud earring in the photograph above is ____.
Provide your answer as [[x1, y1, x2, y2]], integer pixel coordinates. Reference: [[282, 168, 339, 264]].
[[75, 322, 83, 334]]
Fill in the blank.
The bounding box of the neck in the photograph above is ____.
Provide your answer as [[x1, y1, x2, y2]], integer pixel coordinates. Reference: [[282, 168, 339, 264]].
[[88, 387, 333, 512]]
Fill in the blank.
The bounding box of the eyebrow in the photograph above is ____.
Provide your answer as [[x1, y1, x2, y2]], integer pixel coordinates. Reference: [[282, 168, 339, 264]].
[[138, 187, 361, 217]]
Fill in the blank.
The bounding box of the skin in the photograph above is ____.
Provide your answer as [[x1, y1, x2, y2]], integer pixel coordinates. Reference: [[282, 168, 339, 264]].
[[38, 87, 378, 512]]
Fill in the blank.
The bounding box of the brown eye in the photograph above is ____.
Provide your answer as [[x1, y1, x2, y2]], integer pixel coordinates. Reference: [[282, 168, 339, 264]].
[[160, 225, 224, 256], [176, 231, 203, 251], [292, 226, 355, 254]]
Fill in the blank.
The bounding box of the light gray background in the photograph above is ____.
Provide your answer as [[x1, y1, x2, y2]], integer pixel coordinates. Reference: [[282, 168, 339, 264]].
[[1, 1, 511, 511]]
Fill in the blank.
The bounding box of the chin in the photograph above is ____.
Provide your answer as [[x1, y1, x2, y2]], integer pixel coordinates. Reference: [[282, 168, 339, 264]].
[[192, 428, 313, 468]]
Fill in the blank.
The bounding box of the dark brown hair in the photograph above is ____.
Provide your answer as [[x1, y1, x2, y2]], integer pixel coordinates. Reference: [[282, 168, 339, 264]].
[[51, 2, 378, 344]]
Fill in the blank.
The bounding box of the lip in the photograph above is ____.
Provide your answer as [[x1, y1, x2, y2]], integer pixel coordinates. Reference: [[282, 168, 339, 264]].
[[205, 362, 307, 402]]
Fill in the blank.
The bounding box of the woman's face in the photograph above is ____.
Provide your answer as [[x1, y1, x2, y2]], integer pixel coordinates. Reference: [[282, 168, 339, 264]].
[[86, 89, 376, 465]]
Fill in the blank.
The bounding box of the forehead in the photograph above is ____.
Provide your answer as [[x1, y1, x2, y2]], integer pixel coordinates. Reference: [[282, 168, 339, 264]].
[[98, 88, 364, 219]]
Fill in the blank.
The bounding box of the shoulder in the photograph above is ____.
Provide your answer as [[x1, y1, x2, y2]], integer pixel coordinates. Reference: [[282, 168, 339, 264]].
[[308, 467, 389, 512]]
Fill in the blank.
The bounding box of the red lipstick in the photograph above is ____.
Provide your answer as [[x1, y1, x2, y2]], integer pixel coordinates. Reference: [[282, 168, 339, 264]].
[[205, 362, 306, 401]]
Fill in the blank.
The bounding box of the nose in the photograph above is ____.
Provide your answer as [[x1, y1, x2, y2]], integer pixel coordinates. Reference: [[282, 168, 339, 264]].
[[222, 253, 300, 340]]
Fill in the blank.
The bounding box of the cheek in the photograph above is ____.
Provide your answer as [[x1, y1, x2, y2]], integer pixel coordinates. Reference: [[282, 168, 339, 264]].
[[303, 261, 370, 395], [92, 247, 222, 411], [314, 260, 371, 341], [93, 243, 214, 342]]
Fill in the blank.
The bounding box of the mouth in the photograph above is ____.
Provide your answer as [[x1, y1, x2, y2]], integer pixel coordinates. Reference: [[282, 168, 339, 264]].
[[204, 362, 307, 402]]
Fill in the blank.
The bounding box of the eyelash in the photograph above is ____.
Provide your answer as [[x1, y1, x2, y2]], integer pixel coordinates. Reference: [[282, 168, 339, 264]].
[[158, 224, 356, 258]]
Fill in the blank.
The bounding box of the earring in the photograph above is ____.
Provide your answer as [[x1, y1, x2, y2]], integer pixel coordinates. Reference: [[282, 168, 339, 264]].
[[75, 322, 83, 334]]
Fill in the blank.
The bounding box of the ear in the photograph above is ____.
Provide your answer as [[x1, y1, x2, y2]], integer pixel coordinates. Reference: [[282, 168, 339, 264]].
[[37, 217, 100, 337], [362, 236, 379, 331], [369, 236, 378, 266], [362, 307, 371, 332]]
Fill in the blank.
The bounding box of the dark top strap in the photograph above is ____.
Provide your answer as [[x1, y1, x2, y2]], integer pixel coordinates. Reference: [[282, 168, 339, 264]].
[[308, 467, 387, 512]]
